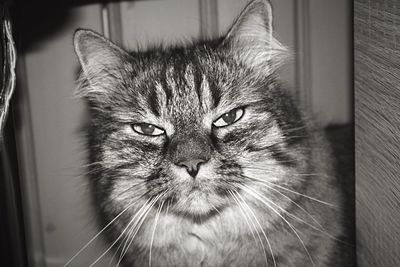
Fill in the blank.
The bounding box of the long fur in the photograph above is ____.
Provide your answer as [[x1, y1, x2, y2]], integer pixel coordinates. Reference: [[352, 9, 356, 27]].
[[72, 0, 352, 266]]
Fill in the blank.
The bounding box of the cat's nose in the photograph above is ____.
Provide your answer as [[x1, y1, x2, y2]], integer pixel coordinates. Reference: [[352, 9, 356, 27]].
[[177, 159, 207, 177]]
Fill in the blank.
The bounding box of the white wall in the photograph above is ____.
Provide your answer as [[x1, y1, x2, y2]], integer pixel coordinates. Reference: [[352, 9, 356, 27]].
[[309, 0, 352, 124], [120, 0, 201, 46], [19, 4, 114, 267]]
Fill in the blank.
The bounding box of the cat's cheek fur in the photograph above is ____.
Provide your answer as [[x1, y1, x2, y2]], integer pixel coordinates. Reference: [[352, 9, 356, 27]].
[[241, 157, 287, 183]]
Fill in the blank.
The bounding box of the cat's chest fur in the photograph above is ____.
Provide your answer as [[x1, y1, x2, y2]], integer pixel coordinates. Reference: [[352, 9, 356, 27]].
[[137, 210, 238, 243], [123, 207, 268, 267], [120, 205, 327, 267]]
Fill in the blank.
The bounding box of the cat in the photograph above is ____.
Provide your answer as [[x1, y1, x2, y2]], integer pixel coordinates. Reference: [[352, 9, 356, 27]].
[[72, 0, 353, 266]]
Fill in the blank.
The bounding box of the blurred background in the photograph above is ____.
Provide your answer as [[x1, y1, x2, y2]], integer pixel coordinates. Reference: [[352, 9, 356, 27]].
[[4, 0, 352, 266]]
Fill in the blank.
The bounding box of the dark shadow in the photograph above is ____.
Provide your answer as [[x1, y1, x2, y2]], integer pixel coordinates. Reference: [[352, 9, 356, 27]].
[[325, 124, 356, 266], [12, 0, 132, 52]]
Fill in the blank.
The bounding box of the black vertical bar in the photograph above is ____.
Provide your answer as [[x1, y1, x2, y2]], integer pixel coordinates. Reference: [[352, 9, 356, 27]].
[[0, 113, 28, 267], [0, 1, 28, 266]]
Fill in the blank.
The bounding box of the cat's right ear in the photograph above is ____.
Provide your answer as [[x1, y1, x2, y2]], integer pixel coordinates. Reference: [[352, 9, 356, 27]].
[[221, 0, 288, 72], [74, 29, 128, 75]]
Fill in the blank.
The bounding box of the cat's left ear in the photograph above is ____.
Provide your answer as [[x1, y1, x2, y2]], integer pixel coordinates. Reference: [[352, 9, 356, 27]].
[[74, 29, 129, 75], [222, 0, 288, 71], [74, 29, 131, 99]]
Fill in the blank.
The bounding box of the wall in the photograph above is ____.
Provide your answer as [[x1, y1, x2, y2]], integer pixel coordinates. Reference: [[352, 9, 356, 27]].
[[17, 4, 113, 266], [309, 0, 352, 124]]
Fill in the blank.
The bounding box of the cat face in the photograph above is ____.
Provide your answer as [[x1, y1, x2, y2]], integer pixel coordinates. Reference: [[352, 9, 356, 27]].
[[75, 0, 308, 221]]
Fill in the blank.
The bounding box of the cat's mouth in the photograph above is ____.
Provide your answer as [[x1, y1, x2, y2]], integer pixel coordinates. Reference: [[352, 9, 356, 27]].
[[166, 184, 227, 218]]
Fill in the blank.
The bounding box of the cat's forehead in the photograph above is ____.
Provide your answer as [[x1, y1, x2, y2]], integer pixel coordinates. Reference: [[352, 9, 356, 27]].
[[141, 60, 217, 127], [134, 48, 261, 108]]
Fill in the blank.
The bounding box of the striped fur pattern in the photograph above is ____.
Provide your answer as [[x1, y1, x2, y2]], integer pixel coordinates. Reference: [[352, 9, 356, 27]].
[[73, 0, 348, 266]]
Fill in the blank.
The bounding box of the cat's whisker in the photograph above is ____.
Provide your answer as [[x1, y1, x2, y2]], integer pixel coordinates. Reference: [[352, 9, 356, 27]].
[[111, 182, 146, 198], [242, 175, 337, 208], [283, 211, 347, 244], [100, 183, 147, 210], [228, 190, 270, 267], [109, 200, 152, 266], [115, 207, 151, 266], [88, 198, 152, 267], [79, 161, 106, 168], [280, 135, 308, 140], [105, 192, 150, 266], [247, 178, 324, 229], [240, 185, 316, 267], [113, 217, 141, 267], [79, 160, 131, 170], [165, 198, 171, 214], [240, 159, 299, 166], [241, 166, 325, 177], [64, 199, 140, 266], [117, 193, 167, 266], [234, 190, 277, 267], [149, 200, 165, 267], [116, 194, 163, 265], [209, 203, 222, 215], [241, 181, 346, 244], [228, 191, 261, 249], [281, 125, 307, 133]]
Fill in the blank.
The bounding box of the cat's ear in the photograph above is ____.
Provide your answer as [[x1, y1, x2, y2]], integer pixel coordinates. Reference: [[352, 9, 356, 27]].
[[74, 29, 128, 74], [74, 29, 130, 99], [223, 0, 288, 71]]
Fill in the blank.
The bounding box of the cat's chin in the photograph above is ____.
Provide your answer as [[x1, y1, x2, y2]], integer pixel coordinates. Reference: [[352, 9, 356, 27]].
[[172, 191, 224, 219]]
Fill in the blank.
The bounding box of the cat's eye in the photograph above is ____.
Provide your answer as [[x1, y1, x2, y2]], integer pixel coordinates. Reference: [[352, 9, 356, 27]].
[[132, 123, 165, 136], [213, 108, 244, 128]]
